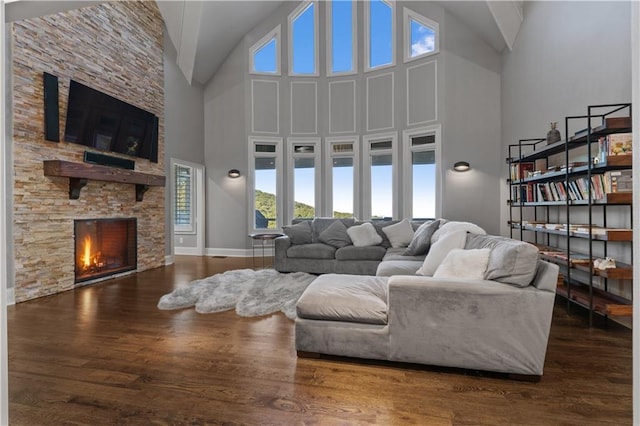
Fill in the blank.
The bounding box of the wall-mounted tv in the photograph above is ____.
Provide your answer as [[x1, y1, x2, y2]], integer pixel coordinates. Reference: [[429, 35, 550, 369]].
[[64, 80, 159, 163]]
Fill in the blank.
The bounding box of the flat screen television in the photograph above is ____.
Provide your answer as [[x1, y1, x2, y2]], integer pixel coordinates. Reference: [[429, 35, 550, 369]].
[[64, 80, 159, 163]]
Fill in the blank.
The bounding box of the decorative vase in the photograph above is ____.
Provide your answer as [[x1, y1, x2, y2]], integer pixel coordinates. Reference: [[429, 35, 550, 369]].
[[546, 122, 561, 145]]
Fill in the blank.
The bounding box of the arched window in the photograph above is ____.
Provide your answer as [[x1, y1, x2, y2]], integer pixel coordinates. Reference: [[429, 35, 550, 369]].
[[327, 0, 356, 75], [403, 8, 439, 62], [250, 26, 281, 75], [365, 0, 395, 71], [289, 1, 318, 76]]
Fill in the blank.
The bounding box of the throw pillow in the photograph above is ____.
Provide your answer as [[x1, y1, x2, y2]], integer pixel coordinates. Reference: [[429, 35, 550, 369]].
[[311, 217, 356, 242], [433, 248, 491, 280], [318, 220, 352, 248], [404, 220, 440, 256], [431, 221, 486, 244], [347, 222, 383, 247], [416, 230, 468, 276], [282, 221, 312, 245], [381, 218, 415, 248], [465, 233, 540, 287]]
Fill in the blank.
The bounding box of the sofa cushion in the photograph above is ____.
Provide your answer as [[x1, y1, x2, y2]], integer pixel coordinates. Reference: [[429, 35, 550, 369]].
[[416, 230, 468, 276], [376, 260, 422, 277], [296, 274, 389, 325], [381, 218, 415, 248], [433, 248, 491, 280], [371, 220, 400, 248], [312, 217, 356, 243], [335, 245, 386, 261], [431, 221, 486, 244], [404, 220, 440, 256], [347, 222, 383, 247], [287, 243, 337, 259], [383, 247, 426, 262], [282, 220, 312, 245], [465, 234, 540, 287], [318, 220, 352, 248]]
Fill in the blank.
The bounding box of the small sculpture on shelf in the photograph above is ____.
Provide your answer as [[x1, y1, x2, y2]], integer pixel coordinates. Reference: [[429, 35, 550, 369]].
[[546, 122, 561, 145], [594, 257, 616, 270]]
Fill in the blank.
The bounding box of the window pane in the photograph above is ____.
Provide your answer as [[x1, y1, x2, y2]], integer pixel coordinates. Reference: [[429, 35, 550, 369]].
[[253, 38, 277, 73], [293, 157, 315, 218], [371, 140, 392, 150], [369, 0, 392, 68], [332, 157, 354, 217], [332, 143, 353, 153], [371, 153, 392, 218], [332, 0, 353, 73], [255, 157, 276, 229], [292, 3, 315, 74], [255, 144, 276, 153], [412, 150, 436, 218], [411, 134, 435, 146], [174, 165, 192, 227], [410, 19, 436, 58]]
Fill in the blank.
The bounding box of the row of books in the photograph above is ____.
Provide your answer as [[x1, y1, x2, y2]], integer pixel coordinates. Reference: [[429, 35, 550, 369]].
[[598, 133, 633, 158], [513, 221, 628, 236], [511, 170, 632, 203]]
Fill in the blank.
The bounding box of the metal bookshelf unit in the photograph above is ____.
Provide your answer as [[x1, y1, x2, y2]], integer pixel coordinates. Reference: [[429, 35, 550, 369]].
[[507, 103, 633, 326]]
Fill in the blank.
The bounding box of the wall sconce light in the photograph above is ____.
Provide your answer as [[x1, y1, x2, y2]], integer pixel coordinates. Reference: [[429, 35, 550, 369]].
[[227, 169, 241, 178], [453, 161, 470, 172]]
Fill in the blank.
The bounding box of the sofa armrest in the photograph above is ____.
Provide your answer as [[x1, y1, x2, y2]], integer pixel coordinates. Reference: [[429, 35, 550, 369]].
[[387, 276, 556, 375], [274, 235, 291, 271]]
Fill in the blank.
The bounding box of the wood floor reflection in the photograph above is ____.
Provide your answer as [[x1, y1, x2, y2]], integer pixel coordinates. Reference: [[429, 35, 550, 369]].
[[7, 256, 632, 425]]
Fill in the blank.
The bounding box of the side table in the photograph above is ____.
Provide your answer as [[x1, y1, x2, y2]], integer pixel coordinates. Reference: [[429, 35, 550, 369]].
[[248, 233, 283, 269]]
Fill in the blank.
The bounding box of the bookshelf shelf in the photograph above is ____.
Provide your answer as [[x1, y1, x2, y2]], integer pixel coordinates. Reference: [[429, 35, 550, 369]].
[[507, 102, 633, 327]]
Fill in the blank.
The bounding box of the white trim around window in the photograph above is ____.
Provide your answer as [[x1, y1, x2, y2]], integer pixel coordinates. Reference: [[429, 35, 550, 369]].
[[288, 1, 319, 77], [326, 0, 357, 76], [403, 7, 439, 63], [324, 136, 360, 218], [248, 136, 284, 232], [362, 131, 398, 219], [402, 125, 442, 219], [286, 137, 322, 222], [249, 25, 281, 76], [364, 0, 396, 73]]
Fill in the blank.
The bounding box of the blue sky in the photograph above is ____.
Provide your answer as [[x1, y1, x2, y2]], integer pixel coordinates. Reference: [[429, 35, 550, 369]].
[[254, 1, 437, 218]]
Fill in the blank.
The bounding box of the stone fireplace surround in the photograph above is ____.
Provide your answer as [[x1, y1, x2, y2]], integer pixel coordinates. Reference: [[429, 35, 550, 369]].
[[11, 1, 166, 303]]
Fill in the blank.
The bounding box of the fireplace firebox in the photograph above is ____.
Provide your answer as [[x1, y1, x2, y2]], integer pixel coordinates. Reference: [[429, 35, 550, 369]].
[[74, 218, 137, 283]]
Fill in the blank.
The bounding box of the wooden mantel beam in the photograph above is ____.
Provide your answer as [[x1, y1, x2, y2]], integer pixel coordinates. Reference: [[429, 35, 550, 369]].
[[43, 160, 166, 201]]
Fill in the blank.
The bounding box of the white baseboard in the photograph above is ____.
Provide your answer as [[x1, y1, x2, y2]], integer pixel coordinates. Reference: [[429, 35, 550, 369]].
[[174, 247, 204, 256], [6, 288, 14, 306], [165, 255, 174, 265], [205, 247, 253, 257]]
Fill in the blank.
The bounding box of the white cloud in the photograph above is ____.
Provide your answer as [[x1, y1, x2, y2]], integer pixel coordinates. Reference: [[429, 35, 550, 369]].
[[411, 34, 435, 56]]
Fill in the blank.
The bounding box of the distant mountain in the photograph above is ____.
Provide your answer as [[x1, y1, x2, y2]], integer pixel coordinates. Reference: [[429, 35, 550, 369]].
[[255, 190, 352, 225]]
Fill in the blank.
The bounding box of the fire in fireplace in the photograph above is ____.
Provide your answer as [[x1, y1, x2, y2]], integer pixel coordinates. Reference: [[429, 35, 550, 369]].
[[74, 218, 137, 283]]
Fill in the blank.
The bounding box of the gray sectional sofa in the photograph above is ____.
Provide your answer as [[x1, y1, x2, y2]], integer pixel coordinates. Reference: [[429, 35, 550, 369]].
[[275, 217, 438, 276], [286, 218, 560, 378]]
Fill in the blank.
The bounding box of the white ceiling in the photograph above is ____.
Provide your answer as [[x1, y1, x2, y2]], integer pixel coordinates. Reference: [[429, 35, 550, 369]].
[[5, 1, 522, 87]]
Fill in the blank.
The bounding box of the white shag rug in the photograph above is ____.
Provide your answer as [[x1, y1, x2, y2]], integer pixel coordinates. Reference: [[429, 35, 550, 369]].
[[157, 269, 317, 319]]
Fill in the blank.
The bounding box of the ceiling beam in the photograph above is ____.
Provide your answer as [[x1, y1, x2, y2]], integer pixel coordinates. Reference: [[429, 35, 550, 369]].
[[486, 0, 523, 51]]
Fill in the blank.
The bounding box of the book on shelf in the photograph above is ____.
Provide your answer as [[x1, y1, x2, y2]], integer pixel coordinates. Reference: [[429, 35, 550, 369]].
[[604, 169, 632, 193], [607, 133, 633, 156], [510, 162, 535, 181], [574, 226, 608, 235]]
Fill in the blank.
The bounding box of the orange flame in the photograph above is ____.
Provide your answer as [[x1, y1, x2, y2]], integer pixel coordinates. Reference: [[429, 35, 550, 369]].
[[82, 235, 92, 268]]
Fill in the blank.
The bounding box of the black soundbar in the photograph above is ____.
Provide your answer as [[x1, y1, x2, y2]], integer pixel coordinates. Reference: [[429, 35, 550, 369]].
[[83, 151, 135, 170], [43, 72, 59, 142]]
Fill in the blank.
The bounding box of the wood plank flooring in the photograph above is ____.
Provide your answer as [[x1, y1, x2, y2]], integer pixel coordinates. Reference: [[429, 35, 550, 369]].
[[7, 256, 633, 425]]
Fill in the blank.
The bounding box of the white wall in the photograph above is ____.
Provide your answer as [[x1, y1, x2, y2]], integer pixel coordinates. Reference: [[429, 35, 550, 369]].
[[163, 33, 205, 257], [203, 1, 503, 252], [501, 1, 632, 234]]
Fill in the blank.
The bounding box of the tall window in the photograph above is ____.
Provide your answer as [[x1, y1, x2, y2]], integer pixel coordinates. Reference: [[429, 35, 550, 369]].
[[403, 8, 439, 62], [363, 133, 397, 219], [251, 137, 283, 230], [250, 26, 281, 75], [366, 0, 395, 71], [403, 126, 440, 219], [325, 137, 359, 218], [327, 0, 356, 75], [288, 138, 320, 220], [289, 1, 318, 75], [174, 163, 194, 233]]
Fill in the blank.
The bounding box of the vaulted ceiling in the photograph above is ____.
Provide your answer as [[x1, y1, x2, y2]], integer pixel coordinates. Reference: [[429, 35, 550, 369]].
[[5, 0, 523, 87]]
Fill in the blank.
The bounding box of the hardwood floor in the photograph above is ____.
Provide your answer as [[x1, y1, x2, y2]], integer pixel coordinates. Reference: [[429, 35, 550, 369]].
[[7, 256, 632, 425]]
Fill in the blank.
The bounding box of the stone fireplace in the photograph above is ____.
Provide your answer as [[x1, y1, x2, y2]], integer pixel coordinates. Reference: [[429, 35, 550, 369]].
[[74, 218, 137, 283], [10, 2, 165, 303]]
